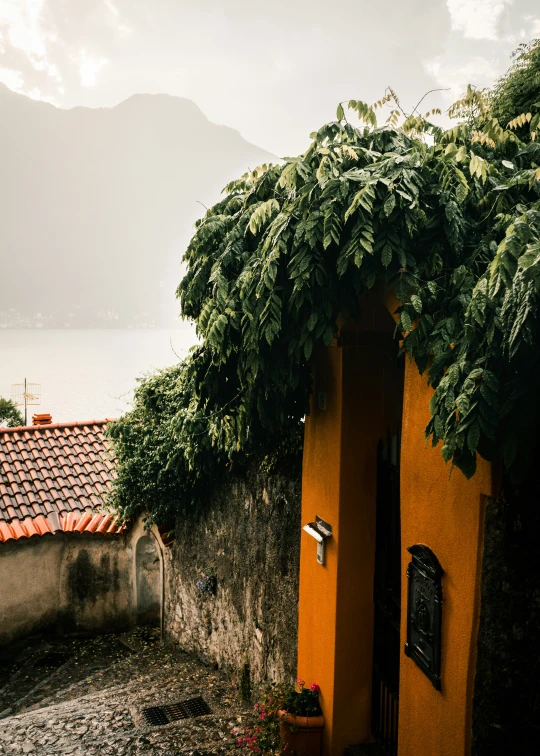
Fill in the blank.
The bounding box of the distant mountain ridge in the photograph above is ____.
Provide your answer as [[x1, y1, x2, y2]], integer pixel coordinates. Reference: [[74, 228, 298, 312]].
[[0, 84, 275, 328]]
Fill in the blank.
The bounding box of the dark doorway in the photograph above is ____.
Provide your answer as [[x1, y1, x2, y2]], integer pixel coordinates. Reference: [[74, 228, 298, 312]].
[[371, 428, 402, 756]]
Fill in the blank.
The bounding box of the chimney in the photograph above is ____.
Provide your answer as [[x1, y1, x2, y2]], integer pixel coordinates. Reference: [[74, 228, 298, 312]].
[[32, 413, 52, 426]]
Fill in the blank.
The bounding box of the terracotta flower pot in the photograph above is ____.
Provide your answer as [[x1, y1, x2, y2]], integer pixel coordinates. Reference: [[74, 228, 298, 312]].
[[278, 710, 325, 756]]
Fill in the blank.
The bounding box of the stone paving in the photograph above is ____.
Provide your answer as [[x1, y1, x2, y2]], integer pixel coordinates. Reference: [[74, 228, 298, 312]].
[[0, 630, 250, 755]]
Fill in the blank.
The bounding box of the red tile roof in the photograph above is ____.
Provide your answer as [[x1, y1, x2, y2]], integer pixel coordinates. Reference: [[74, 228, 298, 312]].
[[0, 420, 124, 543]]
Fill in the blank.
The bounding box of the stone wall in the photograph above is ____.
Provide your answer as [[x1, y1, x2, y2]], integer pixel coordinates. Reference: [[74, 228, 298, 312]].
[[164, 464, 301, 688], [0, 532, 134, 646], [472, 492, 540, 755]]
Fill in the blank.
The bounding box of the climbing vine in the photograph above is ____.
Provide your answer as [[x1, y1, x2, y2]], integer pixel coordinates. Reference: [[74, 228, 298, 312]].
[[109, 66, 540, 523]]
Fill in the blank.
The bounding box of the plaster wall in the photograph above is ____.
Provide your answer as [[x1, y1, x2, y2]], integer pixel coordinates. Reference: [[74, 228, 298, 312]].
[[0, 530, 142, 647], [298, 296, 403, 756], [298, 294, 497, 756], [398, 363, 496, 756], [297, 344, 342, 742], [0, 535, 64, 646]]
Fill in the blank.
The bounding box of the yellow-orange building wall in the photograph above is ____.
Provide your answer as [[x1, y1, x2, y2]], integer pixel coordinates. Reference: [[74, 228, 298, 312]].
[[297, 317, 497, 756], [398, 362, 496, 756]]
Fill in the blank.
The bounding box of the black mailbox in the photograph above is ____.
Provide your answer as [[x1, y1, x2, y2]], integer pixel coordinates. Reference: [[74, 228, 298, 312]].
[[404, 544, 444, 690]]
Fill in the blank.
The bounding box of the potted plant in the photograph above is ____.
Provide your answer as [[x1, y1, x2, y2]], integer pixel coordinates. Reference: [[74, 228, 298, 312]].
[[235, 680, 324, 756], [278, 679, 324, 756]]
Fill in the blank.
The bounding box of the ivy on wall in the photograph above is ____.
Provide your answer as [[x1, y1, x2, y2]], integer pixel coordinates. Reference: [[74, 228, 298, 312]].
[[109, 49, 540, 522]]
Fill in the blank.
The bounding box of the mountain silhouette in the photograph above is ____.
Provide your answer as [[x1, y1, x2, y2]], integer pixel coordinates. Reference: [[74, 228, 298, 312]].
[[0, 84, 275, 328]]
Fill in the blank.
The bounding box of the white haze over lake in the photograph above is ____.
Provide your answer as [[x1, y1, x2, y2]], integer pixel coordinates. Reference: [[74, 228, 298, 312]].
[[0, 327, 198, 424], [1, 1, 539, 427]]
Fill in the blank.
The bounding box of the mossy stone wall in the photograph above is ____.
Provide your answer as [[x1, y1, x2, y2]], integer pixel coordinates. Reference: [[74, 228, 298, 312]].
[[164, 463, 301, 688], [472, 491, 540, 754]]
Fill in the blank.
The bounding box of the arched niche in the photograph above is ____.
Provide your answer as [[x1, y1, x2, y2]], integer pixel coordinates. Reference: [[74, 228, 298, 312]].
[[135, 534, 162, 626]]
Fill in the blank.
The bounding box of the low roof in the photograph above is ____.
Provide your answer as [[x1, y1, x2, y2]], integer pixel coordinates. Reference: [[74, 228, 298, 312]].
[[0, 420, 123, 543]]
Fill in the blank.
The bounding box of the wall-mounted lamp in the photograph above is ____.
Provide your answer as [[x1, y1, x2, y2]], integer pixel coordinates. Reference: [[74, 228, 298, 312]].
[[303, 516, 333, 565]]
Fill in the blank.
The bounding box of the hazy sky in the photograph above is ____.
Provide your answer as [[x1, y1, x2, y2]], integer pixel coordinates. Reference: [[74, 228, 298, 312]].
[[1, 1, 539, 156]]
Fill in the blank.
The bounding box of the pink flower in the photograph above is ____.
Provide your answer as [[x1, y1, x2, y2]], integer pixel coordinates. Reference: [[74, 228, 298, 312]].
[[310, 682, 320, 693], [297, 678, 305, 686]]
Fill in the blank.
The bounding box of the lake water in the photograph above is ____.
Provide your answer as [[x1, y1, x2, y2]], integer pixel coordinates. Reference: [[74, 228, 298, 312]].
[[0, 327, 198, 424]]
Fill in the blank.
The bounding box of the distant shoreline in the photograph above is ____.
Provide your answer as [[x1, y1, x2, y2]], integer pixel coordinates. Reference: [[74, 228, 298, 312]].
[[0, 328, 198, 421]]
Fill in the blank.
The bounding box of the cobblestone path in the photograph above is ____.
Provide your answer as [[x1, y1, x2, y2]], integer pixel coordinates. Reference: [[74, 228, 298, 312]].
[[0, 630, 249, 755]]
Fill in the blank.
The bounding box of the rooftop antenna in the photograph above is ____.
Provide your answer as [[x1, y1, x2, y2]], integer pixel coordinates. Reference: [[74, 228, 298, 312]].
[[11, 379, 41, 425]]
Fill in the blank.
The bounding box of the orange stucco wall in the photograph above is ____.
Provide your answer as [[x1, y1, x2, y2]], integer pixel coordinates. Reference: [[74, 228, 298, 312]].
[[398, 361, 496, 756], [297, 301, 497, 756], [298, 297, 402, 756], [297, 344, 342, 752]]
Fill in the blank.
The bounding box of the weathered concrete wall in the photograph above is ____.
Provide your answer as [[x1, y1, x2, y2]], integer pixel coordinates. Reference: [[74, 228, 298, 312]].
[[0, 535, 64, 645], [164, 464, 301, 687], [0, 532, 134, 646], [58, 535, 133, 634]]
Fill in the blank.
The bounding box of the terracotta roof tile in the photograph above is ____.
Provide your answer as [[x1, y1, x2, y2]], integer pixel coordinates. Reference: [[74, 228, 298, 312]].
[[0, 420, 124, 542]]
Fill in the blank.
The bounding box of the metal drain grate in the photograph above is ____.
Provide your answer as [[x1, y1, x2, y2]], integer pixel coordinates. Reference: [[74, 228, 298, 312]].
[[140, 696, 211, 727], [165, 697, 212, 719], [141, 706, 169, 726]]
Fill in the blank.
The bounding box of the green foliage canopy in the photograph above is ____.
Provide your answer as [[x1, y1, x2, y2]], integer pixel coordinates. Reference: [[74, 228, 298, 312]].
[[490, 39, 540, 141], [109, 82, 540, 523], [0, 397, 24, 428]]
